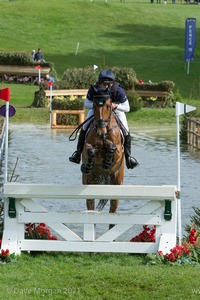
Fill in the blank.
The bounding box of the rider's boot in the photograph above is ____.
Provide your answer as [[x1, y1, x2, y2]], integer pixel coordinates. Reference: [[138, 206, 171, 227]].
[[124, 133, 139, 169], [69, 129, 86, 164]]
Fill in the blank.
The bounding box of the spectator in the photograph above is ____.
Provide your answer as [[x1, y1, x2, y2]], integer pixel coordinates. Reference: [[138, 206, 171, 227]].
[[31, 50, 35, 60], [34, 48, 45, 62], [46, 74, 55, 83]]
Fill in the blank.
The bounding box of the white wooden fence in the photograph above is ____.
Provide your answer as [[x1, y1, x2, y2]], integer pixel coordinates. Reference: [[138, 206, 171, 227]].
[[2, 183, 178, 255]]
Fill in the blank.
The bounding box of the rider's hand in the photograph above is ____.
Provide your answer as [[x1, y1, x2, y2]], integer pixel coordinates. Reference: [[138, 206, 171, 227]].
[[112, 103, 117, 110]]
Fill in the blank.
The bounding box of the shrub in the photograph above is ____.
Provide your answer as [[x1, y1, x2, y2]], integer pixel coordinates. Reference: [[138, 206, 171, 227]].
[[31, 87, 48, 108], [52, 97, 84, 110], [126, 89, 142, 112], [61, 66, 97, 89], [108, 66, 137, 90], [135, 80, 175, 92], [61, 66, 137, 90], [0, 52, 53, 68]]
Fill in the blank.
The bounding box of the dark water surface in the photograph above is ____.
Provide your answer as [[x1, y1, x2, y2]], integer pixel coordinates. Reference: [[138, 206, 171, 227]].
[[8, 124, 200, 233]]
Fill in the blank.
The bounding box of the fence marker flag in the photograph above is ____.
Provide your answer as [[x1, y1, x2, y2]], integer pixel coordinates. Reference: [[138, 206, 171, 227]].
[[185, 18, 196, 75], [0, 87, 10, 102], [0, 88, 11, 183], [35, 65, 41, 82], [176, 102, 196, 116], [35, 65, 41, 70], [175, 102, 196, 244]]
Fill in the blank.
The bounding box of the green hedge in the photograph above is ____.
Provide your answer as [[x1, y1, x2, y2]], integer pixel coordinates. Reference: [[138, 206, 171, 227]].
[[60, 66, 137, 90], [135, 80, 175, 92], [52, 97, 84, 110]]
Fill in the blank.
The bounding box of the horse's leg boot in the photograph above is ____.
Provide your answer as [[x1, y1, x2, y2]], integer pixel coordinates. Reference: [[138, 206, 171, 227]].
[[81, 147, 96, 174], [69, 129, 86, 164], [124, 133, 139, 169], [102, 144, 116, 169]]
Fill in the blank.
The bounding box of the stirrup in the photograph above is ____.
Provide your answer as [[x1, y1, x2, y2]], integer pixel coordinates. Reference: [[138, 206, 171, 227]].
[[126, 156, 139, 169], [69, 151, 81, 164]]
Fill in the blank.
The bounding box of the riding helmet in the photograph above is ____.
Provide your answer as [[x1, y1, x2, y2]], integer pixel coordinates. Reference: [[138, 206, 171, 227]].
[[98, 70, 115, 83]]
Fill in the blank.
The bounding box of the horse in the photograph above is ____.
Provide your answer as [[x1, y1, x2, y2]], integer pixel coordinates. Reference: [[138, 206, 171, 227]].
[[81, 85, 124, 214]]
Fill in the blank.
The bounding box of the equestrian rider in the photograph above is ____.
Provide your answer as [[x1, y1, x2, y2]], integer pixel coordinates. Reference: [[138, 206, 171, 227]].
[[69, 70, 139, 169]]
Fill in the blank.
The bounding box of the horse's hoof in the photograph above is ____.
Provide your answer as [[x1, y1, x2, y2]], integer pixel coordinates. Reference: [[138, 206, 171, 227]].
[[81, 164, 87, 173], [81, 163, 92, 174]]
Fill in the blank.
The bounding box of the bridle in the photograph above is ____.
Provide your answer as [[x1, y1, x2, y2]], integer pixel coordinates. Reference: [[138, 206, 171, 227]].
[[93, 94, 112, 130]]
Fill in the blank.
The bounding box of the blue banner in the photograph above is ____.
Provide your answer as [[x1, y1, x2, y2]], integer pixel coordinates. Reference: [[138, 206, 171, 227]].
[[185, 18, 196, 62]]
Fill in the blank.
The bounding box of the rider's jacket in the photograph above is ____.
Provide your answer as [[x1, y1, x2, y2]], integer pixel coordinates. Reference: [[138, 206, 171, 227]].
[[85, 82, 130, 113], [86, 82, 127, 104]]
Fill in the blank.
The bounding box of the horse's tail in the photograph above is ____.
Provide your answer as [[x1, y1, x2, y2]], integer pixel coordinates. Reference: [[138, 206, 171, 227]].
[[96, 199, 109, 211]]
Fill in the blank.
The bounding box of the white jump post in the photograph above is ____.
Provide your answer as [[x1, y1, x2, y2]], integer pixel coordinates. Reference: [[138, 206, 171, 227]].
[[2, 183, 177, 255]]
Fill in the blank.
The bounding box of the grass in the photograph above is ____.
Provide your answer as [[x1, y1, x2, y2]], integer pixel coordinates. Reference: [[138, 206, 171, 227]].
[[0, 252, 200, 300], [0, 0, 200, 99]]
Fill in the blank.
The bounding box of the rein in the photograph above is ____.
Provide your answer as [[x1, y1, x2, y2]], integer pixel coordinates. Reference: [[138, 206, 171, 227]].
[[68, 115, 94, 141]]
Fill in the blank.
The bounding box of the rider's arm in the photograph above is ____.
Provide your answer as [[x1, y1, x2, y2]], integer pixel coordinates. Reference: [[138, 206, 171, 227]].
[[84, 98, 94, 109], [114, 98, 130, 112]]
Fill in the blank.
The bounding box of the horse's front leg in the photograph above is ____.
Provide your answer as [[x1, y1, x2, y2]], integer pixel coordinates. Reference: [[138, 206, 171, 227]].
[[81, 144, 96, 174], [102, 143, 116, 169]]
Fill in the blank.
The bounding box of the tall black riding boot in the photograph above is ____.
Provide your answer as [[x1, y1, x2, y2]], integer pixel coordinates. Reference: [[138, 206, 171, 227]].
[[69, 129, 86, 164], [124, 133, 139, 169]]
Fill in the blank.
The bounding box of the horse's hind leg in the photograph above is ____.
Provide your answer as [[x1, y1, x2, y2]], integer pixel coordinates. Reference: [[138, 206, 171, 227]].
[[109, 199, 119, 229], [87, 199, 95, 210]]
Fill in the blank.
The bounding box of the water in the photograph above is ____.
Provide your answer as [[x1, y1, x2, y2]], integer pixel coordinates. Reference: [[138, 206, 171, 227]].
[[7, 124, 200, 234]]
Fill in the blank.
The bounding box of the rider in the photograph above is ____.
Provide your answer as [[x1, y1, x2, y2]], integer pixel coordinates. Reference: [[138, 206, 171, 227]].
[[69, 70, 139, 169]]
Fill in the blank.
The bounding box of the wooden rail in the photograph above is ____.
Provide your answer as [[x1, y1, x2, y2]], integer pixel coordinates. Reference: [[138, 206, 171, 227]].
[[135, 90, 169, 98], [45, 89, 88, 98], [0, 65, 51, 76], [186, 117, 200, 150], [46, 89, 87, 129], [51, 110, 85, 129]]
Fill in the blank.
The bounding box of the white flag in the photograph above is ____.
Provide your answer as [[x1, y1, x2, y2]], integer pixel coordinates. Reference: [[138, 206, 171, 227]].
[[176, 102, 196, 116], [93, 65, 98, 71]]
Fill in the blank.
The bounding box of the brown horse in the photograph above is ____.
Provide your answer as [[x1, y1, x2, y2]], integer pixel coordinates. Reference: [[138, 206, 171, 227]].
[[81, 85, 124, 213]]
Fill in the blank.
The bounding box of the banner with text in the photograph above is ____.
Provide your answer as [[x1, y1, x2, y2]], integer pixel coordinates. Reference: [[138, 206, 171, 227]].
[[185, 18, 196, 62]]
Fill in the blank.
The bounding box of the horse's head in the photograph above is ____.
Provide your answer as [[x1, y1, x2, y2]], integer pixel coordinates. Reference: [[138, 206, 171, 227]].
[[92, 85, 112, 139]]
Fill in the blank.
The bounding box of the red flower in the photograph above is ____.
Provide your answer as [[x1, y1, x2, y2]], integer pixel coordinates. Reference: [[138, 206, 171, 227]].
[[1, 249, 10, 257], [130, 225, 156, 243], [25, 223, 57, 240], [189, 235, 197, 245], [190, 228, 196, 236]]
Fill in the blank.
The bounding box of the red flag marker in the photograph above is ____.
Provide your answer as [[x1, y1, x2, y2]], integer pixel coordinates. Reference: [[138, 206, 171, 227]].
[[0, 88, 10, 102], [35, 65, 41, 70]]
